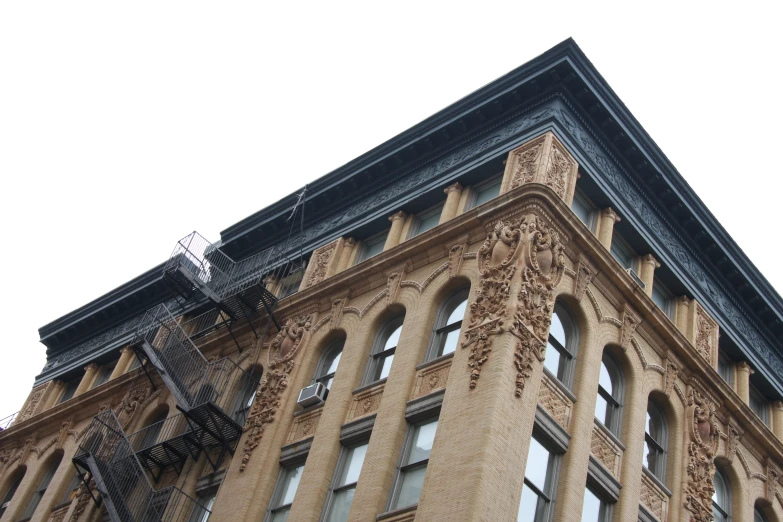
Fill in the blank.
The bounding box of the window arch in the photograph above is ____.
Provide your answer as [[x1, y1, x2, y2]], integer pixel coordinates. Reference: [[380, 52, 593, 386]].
[[754, 507, 768, 522], [594, 352, 623, 437], [0, 467, 25, 518], [233, 365, 263, 424], [643, 399, 668, 482], [713, 468, 730, 522], [543, 303, 578, 388], [363, 317, 403, 385], [426, 289, 469, 361], [21, 451, 63, 519], [314, 339, 345, 393]]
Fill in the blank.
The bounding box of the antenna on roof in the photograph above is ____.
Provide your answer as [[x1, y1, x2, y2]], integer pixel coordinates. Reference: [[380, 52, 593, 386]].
[[285, 185, 308, 272]]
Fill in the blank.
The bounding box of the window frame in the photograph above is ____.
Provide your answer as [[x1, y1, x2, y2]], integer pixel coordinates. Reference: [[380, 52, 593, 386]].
[[581, 484, 613, 522], [387, 415, 439, 511], [425, 289, 469, 362], [265, 462, 306, 522], [718, 352, 734, 387], [314, 339, 345, 393], [58, 379, 80, 404], [643, 400, 668, 483], [362, 318, 403, 386], [571, 189, 597, 232], [595, 352, 623, 437], [749, 385, 769, 425], [0, 470, 24, 518], [91, 361, 117, 389], [712, 467, 731, 522], [278, 265, 306, 299], [543, 303, 579, 389], [466, 175, 502, 211], [609, 234, 636, 271], [408, 203, 444, 239], [233, 366, 263, 423], [354, 230, 388, 265], [320, 440, 369, 522], [651, 280, 674, 319], [22, 453, 62, 519]]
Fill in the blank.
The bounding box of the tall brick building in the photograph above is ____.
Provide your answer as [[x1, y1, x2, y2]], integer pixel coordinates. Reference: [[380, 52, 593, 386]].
[[0, 39, 781, 522]]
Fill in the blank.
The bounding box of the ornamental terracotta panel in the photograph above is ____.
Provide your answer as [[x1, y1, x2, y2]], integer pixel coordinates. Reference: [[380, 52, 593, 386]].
[[640, 470, 669, 521], [378, 509, 416, 522], [537, 373, 572, 430], [286, 406, 322, 444], [48, 504, 70, 522], [347, 383, 385, 422], [590, 423, 623, 477], [412, 357, 452, 399]]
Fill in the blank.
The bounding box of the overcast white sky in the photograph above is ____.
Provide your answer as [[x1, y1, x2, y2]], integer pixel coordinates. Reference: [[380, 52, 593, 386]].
[[0, 1, 781, 417]]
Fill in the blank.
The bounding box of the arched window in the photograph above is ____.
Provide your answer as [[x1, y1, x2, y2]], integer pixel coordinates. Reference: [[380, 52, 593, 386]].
[[713, 468, 730, 521], [426, 290, 468, 361], [314, 339, 344, 392], [21, 452, 63, 519], [233, 366, 263, 423], [754, 507, 767, 522], [543, 304, 577, 387], [0, 468, 25, 518], [364, 318, 403, 385], [594, 353, 623, 437], [138, 408, 169, 451], [643, 400, 668, 482]]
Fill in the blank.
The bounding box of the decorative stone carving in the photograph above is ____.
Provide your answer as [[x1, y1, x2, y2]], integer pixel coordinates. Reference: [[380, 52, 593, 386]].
[[55, 421, 72, 450], [348, 383, 385, 421], [725, 420, 743, 464], [590, 424, 622, 477], [538, 374, 572, 429], [684, 384, 720, 522], [619, 304, 640, 351], [767, 460, 781, 502], [286, 408, 322, 444], [117, 384, 153, 426], [386, 270, 404, 306], [17, 383, 49, 423], [303, 240, 339, 289], [664, 357, 679, 397], [330, 298, 346, 331], [513, 328, 546, 398], [48, 503, 69, 522], [448, 243, 465, 279], [462, 209, 567, 392], [240, 314, 312, 472], [71, 480, 95, 521], [413, 357, 452, 399], [500, 132, 579, 205], [695, 305, 718, 364], [640, 470, 668, 521], [573, 256, 595, 302]]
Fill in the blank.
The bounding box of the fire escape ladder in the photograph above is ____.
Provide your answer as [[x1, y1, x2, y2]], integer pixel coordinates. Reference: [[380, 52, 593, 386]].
[[72, 411, 211, 522]]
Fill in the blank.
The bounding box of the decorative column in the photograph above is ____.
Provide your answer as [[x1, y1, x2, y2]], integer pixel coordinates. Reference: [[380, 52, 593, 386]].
[[736, 362, 754, 405], [110, 347, 135, 380], [41, 381, 65, 411], [439, 182, 464, 224], [336, 237, 357, 272], [772, 402, 783, 441], [73, 364, 98, 398], [383, 211, 407, 251], [596, 207, 620, 250], [414, 206, 568, 521], [639, 254, 660, 297]]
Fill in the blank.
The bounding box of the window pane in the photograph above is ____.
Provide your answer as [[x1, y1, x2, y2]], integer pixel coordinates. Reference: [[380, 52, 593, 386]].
[[598, 362, 613, 397], [474, 181, 501, 208], [280, 465, 304, 505], [549, 313, 565, 346], [441, 329, 460, 356], [339, 444, 368, 485], [517, 483, 542, 522], [326, 487, 356, 522], [408, 420, 438, 464], [595, 395, 608, 425], [644, 440, 661, 473], [651, 284, 670, 314], [416, 212, 441, 236], [580, 489, 602, 522], [523, 437, 550, 491], [395, 465, 427, 509], [377, 354, 394, 380], [363, 236, 386, 261], [571, 194, 593, 227], [325, 351, 342, 375], [270, 509, 290, 522], [447, 299, 467, 326], [544, 343, 562, 377], [385, 325, 402, 350], [610, 240, 633, 269]]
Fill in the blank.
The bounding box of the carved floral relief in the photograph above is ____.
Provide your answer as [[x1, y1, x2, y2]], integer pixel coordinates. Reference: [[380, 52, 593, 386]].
[[684, 385, 720, 522]]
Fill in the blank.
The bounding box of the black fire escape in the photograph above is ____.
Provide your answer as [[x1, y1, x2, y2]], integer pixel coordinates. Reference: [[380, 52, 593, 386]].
[[72, 230, 295, 522]]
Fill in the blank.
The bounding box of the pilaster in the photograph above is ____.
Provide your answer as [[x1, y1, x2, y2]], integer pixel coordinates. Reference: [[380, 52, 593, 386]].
[[73, 364, 98, 398], [595, 207, 620, 250], [383, 212, 407, 252], [439, 182, 463, 224], [639, 254, 660, 298], [736, 362, 754, 405], [111, 347, 135, 380]]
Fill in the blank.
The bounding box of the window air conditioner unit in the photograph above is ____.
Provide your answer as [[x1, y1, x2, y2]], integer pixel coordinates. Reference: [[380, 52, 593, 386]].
[[625, 268, 646, 290], [297, 383, 326, 408]]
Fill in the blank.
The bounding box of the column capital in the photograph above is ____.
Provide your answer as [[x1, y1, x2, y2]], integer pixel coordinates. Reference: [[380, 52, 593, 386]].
[[84, 363, 99, 373], [601, 207, 621, 223], [736, 361, 755, 375], [641, 254, 661, 269], [443, 182, 463, 195], [120, 346, 135, 355], [772, 401, 783, 412], [344, 237, 357, 247], [388, 210, 407, 223]]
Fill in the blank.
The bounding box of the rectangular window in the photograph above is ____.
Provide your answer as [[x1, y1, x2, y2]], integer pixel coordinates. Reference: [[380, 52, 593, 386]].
[[188, 491, 216, 522], [278, 267, 305, 299], [651, 282, 673, 319], [22, 459, 59, 519], [92, 362, 117, 389], [580, 487, 609, 522], [609, 236, 635, 270], [267, 464, 305, 521], [60, 472, 82, 505], [718, 353, 733, 387], [323, 443, 368, 522], [59, 379, 80, 404], [355, 231, 387, 265], [750, 386, 769, 425], [468, 177, 502, 210], [518, 436, 559, 522], [571, 190, 596, 231], [409, 204, 443, 239], [390, 418, 438, 510]]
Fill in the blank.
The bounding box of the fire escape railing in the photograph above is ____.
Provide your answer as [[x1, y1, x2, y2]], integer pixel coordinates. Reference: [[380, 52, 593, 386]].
[[72, 411, 211, 522]]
